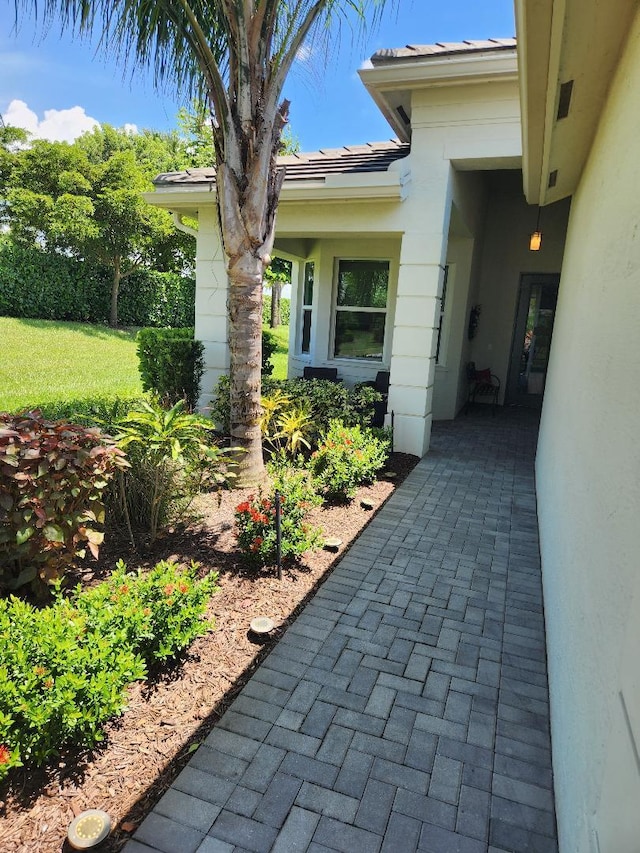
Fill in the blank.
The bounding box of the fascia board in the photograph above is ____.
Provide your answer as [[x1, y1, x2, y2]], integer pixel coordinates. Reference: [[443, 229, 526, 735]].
[[143, 175, 404, 212], [359, 51, 518, 92], [515, 0, 555, 205]]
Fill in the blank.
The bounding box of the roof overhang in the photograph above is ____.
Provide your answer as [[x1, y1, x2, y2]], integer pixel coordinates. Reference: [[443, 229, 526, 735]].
[[516, 0, 639, 205], [359, 47, 519, 143], [144, 169, 407, 219]]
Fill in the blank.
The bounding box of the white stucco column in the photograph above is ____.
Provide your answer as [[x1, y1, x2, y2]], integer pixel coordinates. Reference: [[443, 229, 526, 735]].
[[194, 208, 230, 411], [388, 157, 453, 457]]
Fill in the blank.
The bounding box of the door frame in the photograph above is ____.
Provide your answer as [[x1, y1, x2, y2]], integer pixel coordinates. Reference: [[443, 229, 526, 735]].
[[506, 273, 560, 407]]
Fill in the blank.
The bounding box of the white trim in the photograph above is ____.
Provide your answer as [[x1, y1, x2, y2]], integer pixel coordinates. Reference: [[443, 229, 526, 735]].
[[330, 257, 392, 363]]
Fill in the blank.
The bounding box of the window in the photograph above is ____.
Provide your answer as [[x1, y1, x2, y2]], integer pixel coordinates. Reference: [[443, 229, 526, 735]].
[[301, 261, 314, 354], [333, 259, 389, 360], [435, 264, 449, 364]]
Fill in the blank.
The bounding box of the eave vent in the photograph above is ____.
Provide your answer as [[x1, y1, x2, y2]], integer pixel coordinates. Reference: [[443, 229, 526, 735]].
[[397, 105, 410, 126], [556, 80, 574, 120]]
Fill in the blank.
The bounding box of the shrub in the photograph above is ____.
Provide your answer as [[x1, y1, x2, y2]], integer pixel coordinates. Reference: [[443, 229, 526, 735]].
[[262, 328, 277, 377], [0, 560, 217, 779], [136, 327, 204, 410], [210, 375, 382, 444], [0, 239, 195, 327], [111, 400, 235, 545], [13, 395, 146, 432], [0, 413, 128, 594], [235, 466, 322, 567], [260, 390, 314, 457], [309, 421, 391, 502], [75, 560, 219, 665]]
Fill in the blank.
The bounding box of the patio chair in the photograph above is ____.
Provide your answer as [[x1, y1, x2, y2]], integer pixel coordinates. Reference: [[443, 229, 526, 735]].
[[357, 370, 390, 427], [302, 366, 340, 382], [466, 362, 500, 414]]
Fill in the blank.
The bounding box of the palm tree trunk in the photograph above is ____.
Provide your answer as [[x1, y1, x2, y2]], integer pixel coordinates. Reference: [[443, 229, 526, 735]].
[[216, 135, 286, 486], [228, 254, 265, 485]]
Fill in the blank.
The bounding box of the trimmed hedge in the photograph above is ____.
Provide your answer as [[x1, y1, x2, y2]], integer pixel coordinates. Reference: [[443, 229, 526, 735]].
[[0, 240, 195, 327], [136, 328, 204, 410]]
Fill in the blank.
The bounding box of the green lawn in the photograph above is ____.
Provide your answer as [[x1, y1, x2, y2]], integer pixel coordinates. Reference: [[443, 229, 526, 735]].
[[0, 318, 143, 412], [267, 324, 289, 380], [0, 318, 289, 414]]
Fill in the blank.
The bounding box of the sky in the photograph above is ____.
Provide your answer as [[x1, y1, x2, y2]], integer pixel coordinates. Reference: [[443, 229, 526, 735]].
[[0, 1, 515, 151]]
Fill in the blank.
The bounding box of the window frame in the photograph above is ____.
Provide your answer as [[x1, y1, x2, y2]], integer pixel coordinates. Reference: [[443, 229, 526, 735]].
[[330, 257, 391, 363], [298, 260, 315, 357]]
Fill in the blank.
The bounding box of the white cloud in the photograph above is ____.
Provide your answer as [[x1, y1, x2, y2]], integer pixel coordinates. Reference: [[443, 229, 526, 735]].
[[1, 99, 99, 142], [296, 43, 313, 63]]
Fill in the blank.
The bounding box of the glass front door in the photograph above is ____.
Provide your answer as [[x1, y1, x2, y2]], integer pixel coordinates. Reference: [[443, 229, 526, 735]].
[[507, 274, 559, 406]]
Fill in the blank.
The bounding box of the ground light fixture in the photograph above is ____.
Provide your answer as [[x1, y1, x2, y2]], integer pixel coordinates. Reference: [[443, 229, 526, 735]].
[[250, 616, 275, 635], [67, 809, 111, 849]]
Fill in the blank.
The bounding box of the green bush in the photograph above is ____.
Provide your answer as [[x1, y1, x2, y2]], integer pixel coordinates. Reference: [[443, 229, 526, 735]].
[[13, 395, 146, 432], [0, 560, 218, 779], [211, 375, 382, 445], [136, 327, 204, 410], [0, 412, 128, 594], [260, 390, 314, 457], [309, 421, 391, 502], [111, 399, 235, 546], [234, 466, 322, 567], [262, 328, 278, 377], [0, 239, 195, 327]]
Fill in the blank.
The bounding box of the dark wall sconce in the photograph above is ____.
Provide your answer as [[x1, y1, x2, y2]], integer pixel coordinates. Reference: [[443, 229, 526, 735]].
[[468, 304, 481, 340]]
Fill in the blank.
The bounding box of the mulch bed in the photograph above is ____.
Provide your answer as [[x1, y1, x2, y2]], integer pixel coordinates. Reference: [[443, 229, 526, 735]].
[[1, 453, 417, 853]]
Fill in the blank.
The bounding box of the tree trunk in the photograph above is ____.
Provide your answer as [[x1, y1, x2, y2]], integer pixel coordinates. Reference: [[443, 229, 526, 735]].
[[270, 278, 282, 328], [227, 253, 266, 486], [110, 257, 121, 327]]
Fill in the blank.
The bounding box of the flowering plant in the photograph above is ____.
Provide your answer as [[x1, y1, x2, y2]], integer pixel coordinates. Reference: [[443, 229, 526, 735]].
[[309, 421, 391, 502], [0, 560, 218, 780], [234, 468, 322, 566]]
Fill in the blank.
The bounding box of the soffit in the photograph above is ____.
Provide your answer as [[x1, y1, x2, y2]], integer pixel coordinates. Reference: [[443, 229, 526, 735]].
[[517, 0, 639, 205], [359, 41, 518, 142]]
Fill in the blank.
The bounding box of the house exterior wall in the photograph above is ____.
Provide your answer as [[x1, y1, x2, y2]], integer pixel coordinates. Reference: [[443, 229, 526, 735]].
[[194, 207, 229, 412], [432, 170, 488, 420], [535, 9, 640, 852]]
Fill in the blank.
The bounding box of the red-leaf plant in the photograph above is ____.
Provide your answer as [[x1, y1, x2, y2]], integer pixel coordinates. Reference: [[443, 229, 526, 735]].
[[0, 412, 129, 595]]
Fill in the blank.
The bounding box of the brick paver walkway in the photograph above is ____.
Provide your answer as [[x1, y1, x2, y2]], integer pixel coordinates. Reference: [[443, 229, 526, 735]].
[[124, 410, 557, 853]]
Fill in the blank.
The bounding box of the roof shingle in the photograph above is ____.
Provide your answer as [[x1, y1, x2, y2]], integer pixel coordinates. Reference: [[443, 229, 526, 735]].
[[370, 38, 517, 65], [153, 140, 409, 188]]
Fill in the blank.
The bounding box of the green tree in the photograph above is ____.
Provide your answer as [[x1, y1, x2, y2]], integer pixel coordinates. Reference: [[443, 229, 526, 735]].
[[5, 128, 189, 326], [0, 123, 28, 210], [17, 0, 391, 484]]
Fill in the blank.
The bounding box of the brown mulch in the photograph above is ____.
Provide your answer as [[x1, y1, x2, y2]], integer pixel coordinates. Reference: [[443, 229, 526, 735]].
[[0, 453, 417, 853]]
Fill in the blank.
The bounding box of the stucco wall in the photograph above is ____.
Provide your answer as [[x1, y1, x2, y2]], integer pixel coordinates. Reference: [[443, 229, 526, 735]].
[[535, 9, 640, 852], [432, 171, 488, 419], [470, 172, 569, 403]]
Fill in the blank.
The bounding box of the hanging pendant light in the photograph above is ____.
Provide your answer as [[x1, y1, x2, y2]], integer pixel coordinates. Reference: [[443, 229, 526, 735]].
[[529, 207, 542, 251]]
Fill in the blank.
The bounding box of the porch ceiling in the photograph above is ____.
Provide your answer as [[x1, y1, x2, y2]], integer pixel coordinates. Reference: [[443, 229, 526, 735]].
[[516, 0, 639, 205]]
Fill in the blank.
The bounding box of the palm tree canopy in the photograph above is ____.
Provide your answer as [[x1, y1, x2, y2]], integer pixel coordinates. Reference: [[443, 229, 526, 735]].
[[17, 1, 389, 151]]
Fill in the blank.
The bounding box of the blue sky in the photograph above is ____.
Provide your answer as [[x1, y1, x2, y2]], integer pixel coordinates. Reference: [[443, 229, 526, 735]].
[[0, 1, 515, 151]]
